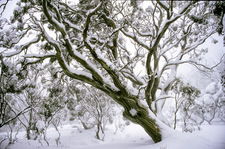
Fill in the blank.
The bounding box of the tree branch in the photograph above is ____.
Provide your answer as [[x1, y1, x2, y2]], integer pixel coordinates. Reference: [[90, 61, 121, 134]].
[[0, 106, 31, 128], [120, 29, 150, 50], [0, 0, 10, 16], [4, 35, 41, 57]]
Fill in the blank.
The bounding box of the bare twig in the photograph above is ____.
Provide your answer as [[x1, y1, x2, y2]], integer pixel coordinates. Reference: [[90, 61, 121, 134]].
[[0, 0, 10, 16], [189, 53, 225, 71], [0, 106, 31, 128]]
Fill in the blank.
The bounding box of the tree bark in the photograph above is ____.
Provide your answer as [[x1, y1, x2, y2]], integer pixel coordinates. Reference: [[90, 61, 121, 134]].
[[108, 91, 162, 143], [123, 107, 162, 143]]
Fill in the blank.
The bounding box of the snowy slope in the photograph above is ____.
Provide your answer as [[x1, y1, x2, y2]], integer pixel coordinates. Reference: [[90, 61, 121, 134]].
[[1, 123, 225, 149]]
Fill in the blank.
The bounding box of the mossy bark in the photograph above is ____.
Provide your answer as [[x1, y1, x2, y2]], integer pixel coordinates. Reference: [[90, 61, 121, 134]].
[[123, 106, 162, 143], [108, 91, 162, 143]]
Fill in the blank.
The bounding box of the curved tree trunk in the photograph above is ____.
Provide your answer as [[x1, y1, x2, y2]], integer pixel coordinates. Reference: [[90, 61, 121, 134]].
[[123, 106, 162, 143], [107, 91, 162, 143]]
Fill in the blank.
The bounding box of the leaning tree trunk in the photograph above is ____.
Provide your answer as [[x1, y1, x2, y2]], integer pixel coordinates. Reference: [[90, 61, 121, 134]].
[[123, 105, 162, 143], [41, 0, 163, 143], [108, 91, 162, 143]]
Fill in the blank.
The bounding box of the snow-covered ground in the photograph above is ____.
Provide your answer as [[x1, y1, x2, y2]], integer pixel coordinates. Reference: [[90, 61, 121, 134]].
[[1, 123, 225, 149]]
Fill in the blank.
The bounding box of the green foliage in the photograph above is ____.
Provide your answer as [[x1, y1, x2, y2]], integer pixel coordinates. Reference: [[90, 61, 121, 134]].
[[11, 2, 31, 24], [42, 43, 54, 51], [170, 78, 202, 131], [212, 1, 225, 35], [189, 15, 205, 24], [43, 103, 52, 119], [213, 2, 225, 17], [171, 78, 201, 100]]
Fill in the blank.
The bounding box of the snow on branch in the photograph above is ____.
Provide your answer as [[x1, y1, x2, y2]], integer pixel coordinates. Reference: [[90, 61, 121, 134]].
[[86, 2, 103, 16], [178, 1, 197, 15], [23, 53, 56, 59], [59, 50, 94, 80], [4, 35, 41, 57], [152, 1, 196, 50], [131, 25, 153, 37], [158, 34, 188, 58], [157, 0, 169, 11], [189, 54, 225, 71], [129, 109, 137, 116], [41, 27, 60, 49], [0, 27, 32, 49], [39, 17, 116, 91], [43, 0, 67, 36], [121, 70, 145, 86], [121, 29, 150, 50], [64, 19, 82, 32], [83, 2, 103, 40], [85, 41, 124, 91], [184, 31, 216, 54]]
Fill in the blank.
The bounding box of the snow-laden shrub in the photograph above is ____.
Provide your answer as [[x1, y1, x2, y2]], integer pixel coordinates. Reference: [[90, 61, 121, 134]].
[[196, 82, 225, 124], [66, 83, 119, 141], [168, 78, 225, 132]]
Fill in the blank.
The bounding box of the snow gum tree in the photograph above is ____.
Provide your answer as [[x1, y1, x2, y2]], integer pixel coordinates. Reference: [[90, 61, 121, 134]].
[[73, 84, 117, 141], [0, 0, 223, 143], [169, 78, 201, 131], [0, 57, 33, 128]]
